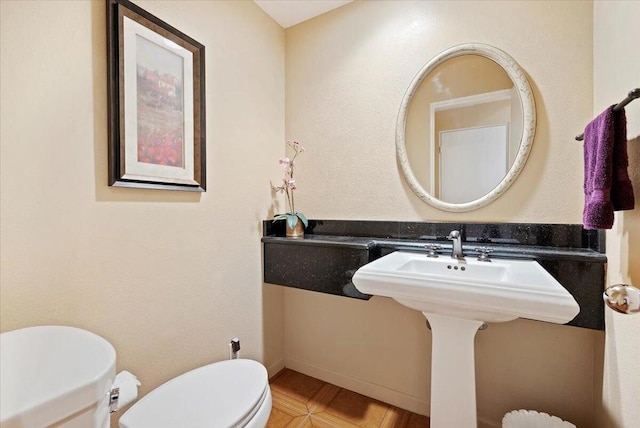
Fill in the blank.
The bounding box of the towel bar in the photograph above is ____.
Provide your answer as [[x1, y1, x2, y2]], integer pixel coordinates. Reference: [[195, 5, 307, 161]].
[[576, 88, 640, 141]]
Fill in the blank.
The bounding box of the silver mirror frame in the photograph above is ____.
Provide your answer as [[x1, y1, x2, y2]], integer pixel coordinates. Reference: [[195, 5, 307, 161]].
[[396, 43, 536, 212]]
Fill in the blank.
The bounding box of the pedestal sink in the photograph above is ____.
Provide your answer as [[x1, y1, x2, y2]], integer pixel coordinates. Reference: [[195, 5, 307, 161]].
[[352, 251, 579, 428]]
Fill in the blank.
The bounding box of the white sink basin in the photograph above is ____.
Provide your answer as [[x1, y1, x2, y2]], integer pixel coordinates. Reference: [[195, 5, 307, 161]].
[[352, 251, 579, 323], [0, 326, 116, 428]]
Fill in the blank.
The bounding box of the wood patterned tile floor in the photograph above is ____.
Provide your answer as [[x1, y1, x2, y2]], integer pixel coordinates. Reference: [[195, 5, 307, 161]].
[[267, 369, 430, 428]]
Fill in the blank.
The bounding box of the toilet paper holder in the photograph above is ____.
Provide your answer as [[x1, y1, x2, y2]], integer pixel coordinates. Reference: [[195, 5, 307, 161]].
[[603, 284, 640, 315], [109, 371, 141, 413], [109, 388, 121, 413]]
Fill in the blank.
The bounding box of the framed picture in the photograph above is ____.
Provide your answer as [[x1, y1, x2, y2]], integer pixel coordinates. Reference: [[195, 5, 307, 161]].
[[107, 0, 206, 191]]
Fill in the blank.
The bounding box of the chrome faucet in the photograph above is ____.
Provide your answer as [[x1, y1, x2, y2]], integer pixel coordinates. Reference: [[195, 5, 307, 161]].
[[447, 230, 464, 259]]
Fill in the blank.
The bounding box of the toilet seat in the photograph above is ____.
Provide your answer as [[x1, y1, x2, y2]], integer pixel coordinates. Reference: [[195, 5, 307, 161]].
[[119, 359, 269, 428]]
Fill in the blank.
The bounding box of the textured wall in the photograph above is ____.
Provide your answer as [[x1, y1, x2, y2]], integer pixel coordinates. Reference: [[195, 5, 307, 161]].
[[285, 1, 602, 427], [594, 2, 640, 427], [0, 0, 285, 424]]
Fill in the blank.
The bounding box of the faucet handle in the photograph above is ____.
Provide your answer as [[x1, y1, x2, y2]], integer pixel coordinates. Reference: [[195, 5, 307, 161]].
[[424, 244, 442, 258], [474, 246, 493, 262]]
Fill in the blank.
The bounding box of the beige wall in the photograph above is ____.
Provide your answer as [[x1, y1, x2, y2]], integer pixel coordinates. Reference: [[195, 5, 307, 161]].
[[0, 0, 285, 424], [594, 2, 640, 427], [285, 1, 601, 427]]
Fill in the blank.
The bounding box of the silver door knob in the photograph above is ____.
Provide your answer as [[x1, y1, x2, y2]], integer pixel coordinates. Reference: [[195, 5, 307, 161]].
[[603, 284, 640, 315]]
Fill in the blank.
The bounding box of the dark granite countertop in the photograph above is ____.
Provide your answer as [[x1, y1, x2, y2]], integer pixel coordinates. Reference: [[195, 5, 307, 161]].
[[262, 234, 606, 263], [262, 234, 376, 249]]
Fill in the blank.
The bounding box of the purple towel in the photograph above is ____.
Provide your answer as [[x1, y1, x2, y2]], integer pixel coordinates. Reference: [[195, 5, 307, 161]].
[[611, 108, 635, 211], [583, 106, 635, 230]]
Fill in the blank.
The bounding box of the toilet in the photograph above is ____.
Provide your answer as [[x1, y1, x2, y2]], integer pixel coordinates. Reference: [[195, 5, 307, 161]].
[[119, 359, 272, 428], [0, 326, 271, 428]]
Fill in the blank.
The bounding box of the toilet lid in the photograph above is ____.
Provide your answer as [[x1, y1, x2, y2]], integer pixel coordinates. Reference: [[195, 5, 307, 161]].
[[119, 359, 268, 428]]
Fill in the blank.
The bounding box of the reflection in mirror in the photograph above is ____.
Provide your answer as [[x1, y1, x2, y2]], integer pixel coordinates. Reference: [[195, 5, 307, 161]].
[[406, 55, 522, 203], [397, 44, 535, 212]]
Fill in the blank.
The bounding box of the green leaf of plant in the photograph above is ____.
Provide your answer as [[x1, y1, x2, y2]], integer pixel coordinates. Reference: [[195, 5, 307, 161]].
[[286, 213, 298, 229], [297, 212, 308, 227], [273, 214, 287, 222]]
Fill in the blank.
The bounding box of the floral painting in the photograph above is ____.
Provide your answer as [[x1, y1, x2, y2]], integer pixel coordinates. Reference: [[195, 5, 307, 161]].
[[107, 0, 206, 191], [135, 35, 184, 168]]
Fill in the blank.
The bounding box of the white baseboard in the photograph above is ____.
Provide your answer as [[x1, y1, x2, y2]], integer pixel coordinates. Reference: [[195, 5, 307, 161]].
[[266, 359, 285, 379], [283, 357, 429, 416]]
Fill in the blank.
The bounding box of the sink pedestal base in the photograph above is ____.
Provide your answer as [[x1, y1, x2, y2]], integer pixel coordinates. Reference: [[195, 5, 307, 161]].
[[424, 312, 484, 428]]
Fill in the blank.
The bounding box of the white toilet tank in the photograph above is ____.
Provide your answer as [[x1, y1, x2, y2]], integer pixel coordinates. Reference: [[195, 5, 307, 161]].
[[0, 326, 116, 428]]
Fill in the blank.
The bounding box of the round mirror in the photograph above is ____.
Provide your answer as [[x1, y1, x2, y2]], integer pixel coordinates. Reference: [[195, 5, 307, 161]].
[[397, 43, 535, 212]]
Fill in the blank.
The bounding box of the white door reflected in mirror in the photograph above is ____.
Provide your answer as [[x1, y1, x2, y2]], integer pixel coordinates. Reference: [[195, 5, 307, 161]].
[[440, 124, 508, 203]]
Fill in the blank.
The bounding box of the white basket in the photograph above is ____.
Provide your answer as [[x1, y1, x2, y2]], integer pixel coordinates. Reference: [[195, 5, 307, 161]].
[[502, 410, 576, 428]]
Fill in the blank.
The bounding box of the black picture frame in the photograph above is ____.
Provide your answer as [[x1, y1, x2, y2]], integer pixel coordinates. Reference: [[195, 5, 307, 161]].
[[107, 0, 206, 191]]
